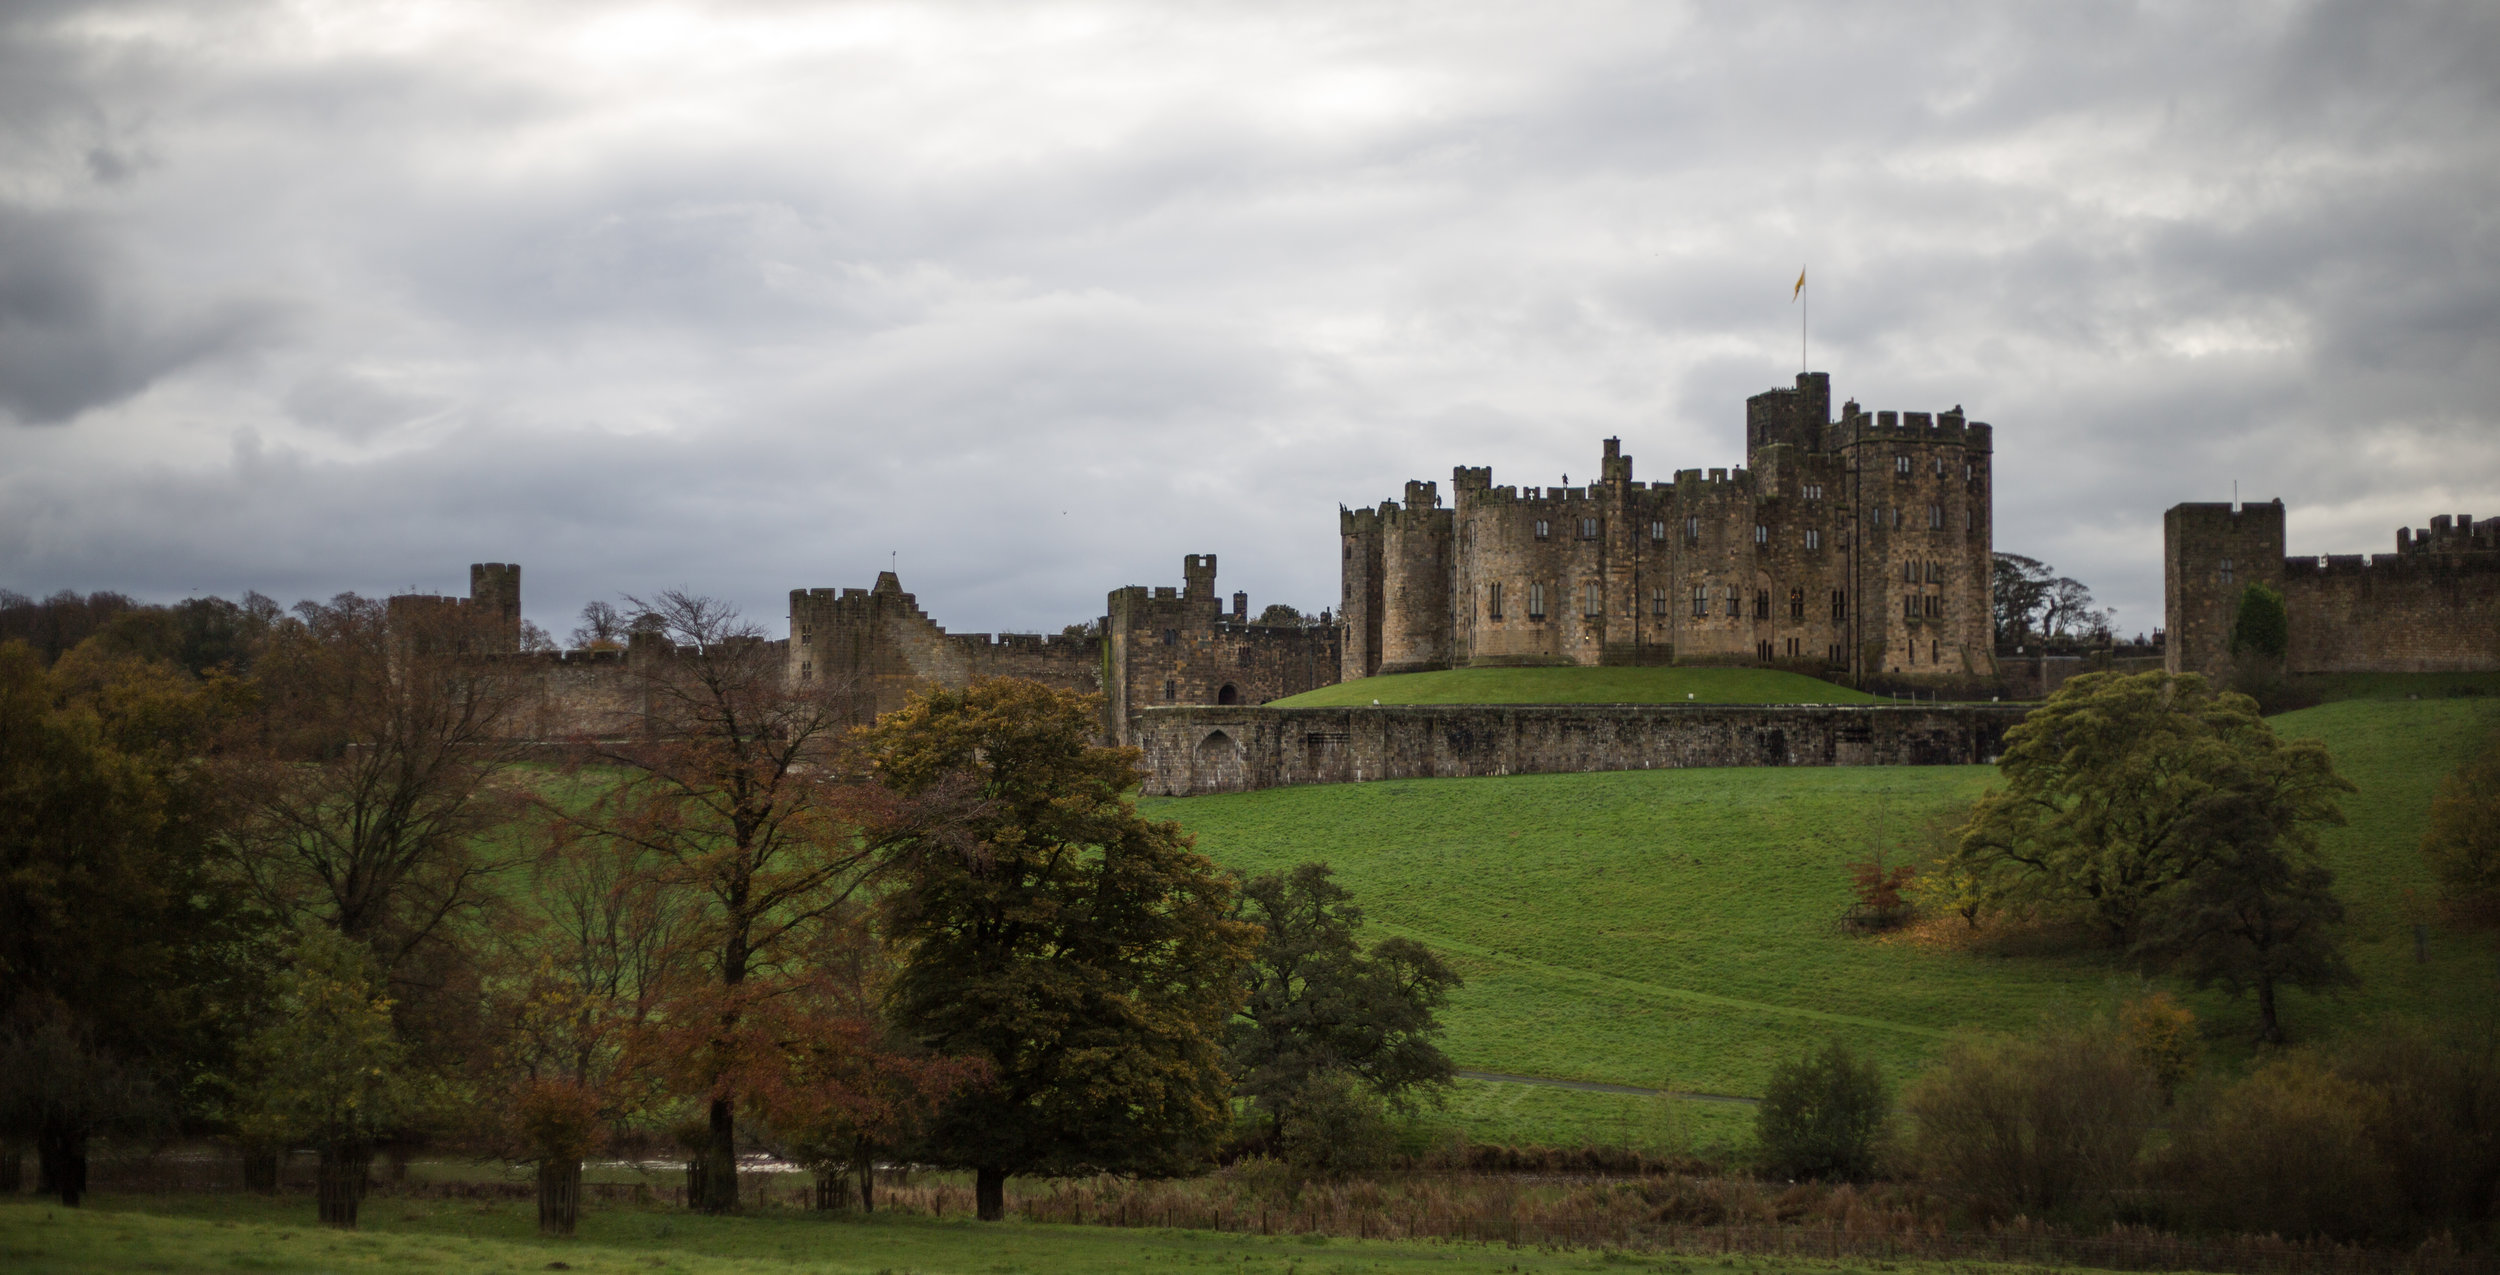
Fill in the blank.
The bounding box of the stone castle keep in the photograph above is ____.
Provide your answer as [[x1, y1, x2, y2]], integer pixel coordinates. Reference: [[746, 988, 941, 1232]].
[[1342, 373, 1997, 686], [2165, 502, 2500, 680]]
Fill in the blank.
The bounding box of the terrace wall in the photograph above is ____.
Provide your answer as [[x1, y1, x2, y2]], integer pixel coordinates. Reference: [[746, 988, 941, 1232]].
[[1133, 702, 2028, 797]]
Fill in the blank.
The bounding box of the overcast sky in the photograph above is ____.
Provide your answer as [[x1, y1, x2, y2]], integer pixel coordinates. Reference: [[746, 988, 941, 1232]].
[[3, 0, 2495, 643]]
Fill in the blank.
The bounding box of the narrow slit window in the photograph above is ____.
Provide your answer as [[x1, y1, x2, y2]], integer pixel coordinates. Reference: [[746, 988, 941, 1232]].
[[1580, 517, 1599, 540], [1584, 583, 1601, 617], [1488, 582, 1504, 620], [1652, 587, 1667, 617], [1690, 585, 1708, 618], [1534, 518, 1551, 541], [1649, 519, 1666, 542], [1528, 582, 1547, 620], [1831, 590, 1848, 622], [1804, 528, 1822, 550]]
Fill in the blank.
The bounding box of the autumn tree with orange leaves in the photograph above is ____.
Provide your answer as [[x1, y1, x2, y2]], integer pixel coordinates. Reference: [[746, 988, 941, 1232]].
[[556, 592, 886, 1214]]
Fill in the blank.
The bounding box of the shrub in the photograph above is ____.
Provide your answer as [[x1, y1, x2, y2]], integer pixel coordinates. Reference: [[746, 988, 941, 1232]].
[[1754, 1039, 1887, 1181], [2116, 991, 2202, 1099], [1276, 1071, 1396, 1182], [2168, 1057, 2393, 1242], [2330, 1023, 2500, 1238], [2422, 732, 2500, 929], [1904, 1025, 2155, 1218]]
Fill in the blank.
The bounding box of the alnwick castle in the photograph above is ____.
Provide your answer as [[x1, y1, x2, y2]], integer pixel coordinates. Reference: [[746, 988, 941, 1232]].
[[391, 371, 2499, 793]]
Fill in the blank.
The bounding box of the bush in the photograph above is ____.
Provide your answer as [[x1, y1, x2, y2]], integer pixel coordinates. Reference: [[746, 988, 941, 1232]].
[[1904, 1025, 2155, 1218], [1754, 1039, 1887, 1181], [2330, 1023, 2500, 1238], [2116, 991, 2202, 1099], [2168, 1057, 2393, 1242], [2422, 732, 2500, 929], [1276, 1071, 1396, 1182]]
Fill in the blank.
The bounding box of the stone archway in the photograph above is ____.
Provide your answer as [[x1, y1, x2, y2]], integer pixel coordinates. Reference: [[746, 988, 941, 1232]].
[[1192, 729, 1246, 794], [1217, 683, 1241, 705]]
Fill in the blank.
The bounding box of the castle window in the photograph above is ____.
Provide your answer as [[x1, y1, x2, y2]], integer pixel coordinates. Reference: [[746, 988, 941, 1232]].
[[1934, 456, 1946, 475], [1684, 515, 1701, 542], [1691, 586, 1708, 618], [1344, 543, 1351, 560], [1649, 520, 1666, 542], [1903, 561, 1915, 584], [1488, 582, 1504, 620], [1528, 582, 1547, 620], [1584, 583, 1601, 617], [1652, 588, 1667, 617], [1905, 596, 1917, 621], [1788, 588, 1804, 620], [799, 661, 811, 681], [1535, 518, 1551, 541], [1895, 455, 1911, 475], [799, 628, 811, 643], [1786, 637, 1800, 657], [1829, 643, 1844, 666], [1162, 628, 1177, 646], [1754, 589, 1770, 620], [1930, 561, 1944, 584], [1580, 517, 1598, 540], [1804, 528, 1822, 550], [1965, 509, 1974, 531], [1727, 588, 1741, 618], [1929, 503, 1944, 529], [1754, 524, 1768, 545], [2219, 558, 2235, 585], [1164, 680, 1177, 702], [1757, 640, 1774, 662], [1965, 463, 1975, 482], [1831, 589, 1848, 621], [1804, 484, 1824, 500]]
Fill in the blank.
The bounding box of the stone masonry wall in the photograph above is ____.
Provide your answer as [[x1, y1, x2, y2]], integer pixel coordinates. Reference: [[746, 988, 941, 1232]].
[[2283, 553, 2500, 673], [2163, 501, 2287, 682], [1134, 702, 2027, 797]]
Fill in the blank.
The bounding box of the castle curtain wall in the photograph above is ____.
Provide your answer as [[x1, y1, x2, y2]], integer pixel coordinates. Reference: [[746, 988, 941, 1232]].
[[2282, 554, 2500, 673]]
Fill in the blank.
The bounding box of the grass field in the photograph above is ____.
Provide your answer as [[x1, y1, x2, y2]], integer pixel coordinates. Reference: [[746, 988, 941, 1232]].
[[1266, 667, 1875, 707], [0, 1197, 2061, 1275], [1144, 697, 2500, 1151]]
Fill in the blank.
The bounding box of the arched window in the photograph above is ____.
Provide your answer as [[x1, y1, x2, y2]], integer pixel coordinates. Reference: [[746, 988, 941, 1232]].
[[1217, 684, 1240, 706]]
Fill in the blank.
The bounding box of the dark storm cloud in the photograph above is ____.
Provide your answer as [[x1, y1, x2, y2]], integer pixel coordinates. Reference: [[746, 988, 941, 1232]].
[[0, 0, 2493, 642]]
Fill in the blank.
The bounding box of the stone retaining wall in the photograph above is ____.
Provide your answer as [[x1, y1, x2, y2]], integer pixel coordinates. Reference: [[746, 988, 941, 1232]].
[[1133, 702, 2029, 797]]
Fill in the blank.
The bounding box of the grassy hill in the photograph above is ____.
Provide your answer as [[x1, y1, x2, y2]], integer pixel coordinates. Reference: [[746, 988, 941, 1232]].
[[1266, 665, 1876, 707], [1142, 696, 2500, 1152]]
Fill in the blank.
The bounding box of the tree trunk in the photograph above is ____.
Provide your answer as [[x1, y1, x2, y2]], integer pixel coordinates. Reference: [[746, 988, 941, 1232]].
[[854, 1142, 875, 1214], [315, 1140, 371, 1228], [0, 1139, 21, 1193], [691, 1097, 738, 1213], [2256, 976, 2283, 1045], [975, 1166, 1006, 1221], [36, 1122, 86, 1207], [811, 1166, 847, 1211], [241, 1144, 281, 1194], [537, 1158, 582, 1236]]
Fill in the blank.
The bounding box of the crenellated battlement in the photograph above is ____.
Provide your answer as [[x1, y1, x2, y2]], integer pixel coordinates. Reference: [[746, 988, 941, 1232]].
[[2284, 552, 2500, 579], [1831, 403, 1993, 451]]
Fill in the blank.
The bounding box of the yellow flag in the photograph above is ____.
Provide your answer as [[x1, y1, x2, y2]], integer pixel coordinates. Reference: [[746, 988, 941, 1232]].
[[1793, 268, 1806, 300]]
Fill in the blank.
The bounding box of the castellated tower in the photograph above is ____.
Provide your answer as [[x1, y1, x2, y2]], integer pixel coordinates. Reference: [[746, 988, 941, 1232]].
[[2163, 502, 2286, 683], [469, 562, 522, 653], [1338, 372, 1999, 688]]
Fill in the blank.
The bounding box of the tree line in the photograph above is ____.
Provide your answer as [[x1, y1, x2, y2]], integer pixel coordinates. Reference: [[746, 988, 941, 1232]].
[[0, 590, 1456, 1231]]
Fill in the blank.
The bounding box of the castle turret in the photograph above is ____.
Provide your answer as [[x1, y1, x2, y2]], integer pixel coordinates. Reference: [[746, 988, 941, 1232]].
[[1377, 481, 1455, 674], [469, 562, 521, 652], [2164, 501, 2286, 682]]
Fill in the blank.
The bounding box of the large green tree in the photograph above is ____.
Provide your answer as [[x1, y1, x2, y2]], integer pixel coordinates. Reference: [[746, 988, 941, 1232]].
[[860, 678, 1259, 1221], [1229, 862, 1458, 1125], [1950, 670, 2350, 944], [0, 640, 267, 1205]]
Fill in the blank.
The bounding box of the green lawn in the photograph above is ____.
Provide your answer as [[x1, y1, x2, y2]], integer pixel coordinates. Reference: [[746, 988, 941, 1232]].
[[1266, 667, 1875, 707], [1144, 698, 2500, 1149], [0, 1197, 2067, 1275]]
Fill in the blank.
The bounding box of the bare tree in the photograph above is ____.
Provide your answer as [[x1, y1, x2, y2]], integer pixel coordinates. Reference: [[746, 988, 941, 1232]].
[[570, 600, 628, 650], [557, 591, 887, 1214], [227, 594, 530, 983]]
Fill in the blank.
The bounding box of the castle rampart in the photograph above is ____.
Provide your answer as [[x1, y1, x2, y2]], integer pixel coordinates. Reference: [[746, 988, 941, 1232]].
[[2165, 503, 2500, 678]]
